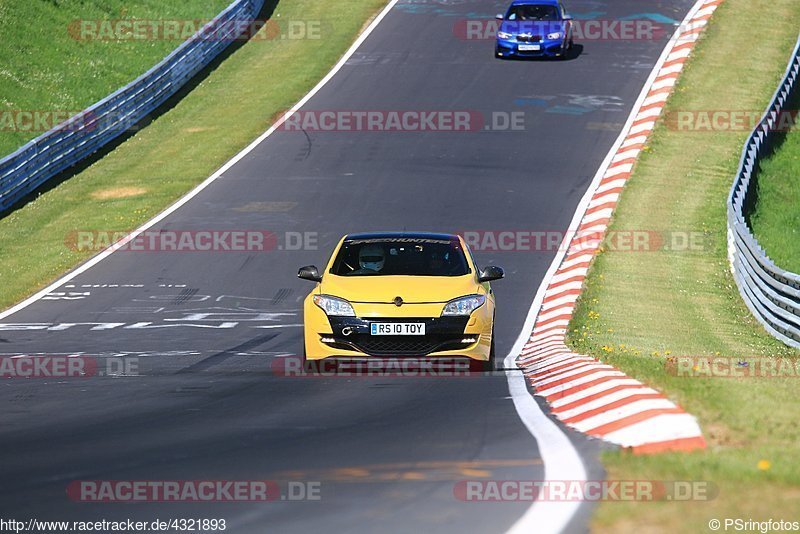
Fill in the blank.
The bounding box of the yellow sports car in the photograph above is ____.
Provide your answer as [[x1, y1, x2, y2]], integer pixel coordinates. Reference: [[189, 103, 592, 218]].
[[298, 232, 504, 370]]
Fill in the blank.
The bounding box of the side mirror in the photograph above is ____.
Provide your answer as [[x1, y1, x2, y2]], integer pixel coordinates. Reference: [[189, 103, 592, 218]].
[[298, 265, 322, 282], [563, 15, 573, 21], [478, 265, 505, 283], [495, 13, 504, 20]]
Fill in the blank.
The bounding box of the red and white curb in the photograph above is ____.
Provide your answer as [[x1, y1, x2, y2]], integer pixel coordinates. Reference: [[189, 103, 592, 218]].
[[514, 0, 724, 455]]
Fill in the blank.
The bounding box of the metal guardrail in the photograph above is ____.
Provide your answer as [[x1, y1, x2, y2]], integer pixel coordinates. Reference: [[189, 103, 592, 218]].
[[0, 0, 264, 213], [728, 35, 800, 349]]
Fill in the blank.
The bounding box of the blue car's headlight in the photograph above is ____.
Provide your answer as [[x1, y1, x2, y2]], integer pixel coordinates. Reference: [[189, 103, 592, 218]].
[[497, 31, 513, 39], [547, 32, 563, 40], [442, 294, 486, 317], [313, 295, 356, 317]]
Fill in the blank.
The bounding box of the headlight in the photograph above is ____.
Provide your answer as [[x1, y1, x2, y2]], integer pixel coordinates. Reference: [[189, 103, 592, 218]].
[[442, 294, 486, 316], [313, 295, 356, 317], [547, 32, 563, 40], [497, 31, 513, 39]]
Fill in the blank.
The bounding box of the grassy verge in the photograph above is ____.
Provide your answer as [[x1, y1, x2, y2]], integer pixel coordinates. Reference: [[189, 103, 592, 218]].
[[0, 0, 230, 156], [563, 0, 800, 530], [0, 0, 388, 309], [750, 121, 800, 272]]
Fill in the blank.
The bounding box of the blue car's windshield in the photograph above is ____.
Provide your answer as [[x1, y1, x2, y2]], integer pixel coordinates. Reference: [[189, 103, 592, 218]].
[[506, 5, 559, 21]]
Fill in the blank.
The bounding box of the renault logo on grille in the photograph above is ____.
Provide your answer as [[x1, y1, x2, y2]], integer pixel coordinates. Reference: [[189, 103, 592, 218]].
[[393, 296, 404, 307]]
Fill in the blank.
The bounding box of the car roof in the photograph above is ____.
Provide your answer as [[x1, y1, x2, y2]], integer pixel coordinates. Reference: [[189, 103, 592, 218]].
[[344, 232, 459, 242], [510, 0, 560, 6]]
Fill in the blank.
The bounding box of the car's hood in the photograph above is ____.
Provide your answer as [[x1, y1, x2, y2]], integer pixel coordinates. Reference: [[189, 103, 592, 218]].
[[320, 274, 478, 304], [500, 20, 563, 35]]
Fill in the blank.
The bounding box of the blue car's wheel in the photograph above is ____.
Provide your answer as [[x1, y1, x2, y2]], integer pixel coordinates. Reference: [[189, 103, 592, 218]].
[[558, 39, 574, 60]]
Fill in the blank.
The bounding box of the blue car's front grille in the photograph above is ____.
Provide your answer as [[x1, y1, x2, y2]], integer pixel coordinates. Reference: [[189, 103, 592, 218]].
[[516, 34, 542, 42]]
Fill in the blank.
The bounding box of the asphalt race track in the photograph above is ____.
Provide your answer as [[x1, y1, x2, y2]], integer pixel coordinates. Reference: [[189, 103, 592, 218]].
[[0, 0, 694, 532]]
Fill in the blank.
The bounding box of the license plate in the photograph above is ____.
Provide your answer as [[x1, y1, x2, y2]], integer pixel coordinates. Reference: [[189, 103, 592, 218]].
[[370, 323, 426, 336], [519, 44, 541, 51]]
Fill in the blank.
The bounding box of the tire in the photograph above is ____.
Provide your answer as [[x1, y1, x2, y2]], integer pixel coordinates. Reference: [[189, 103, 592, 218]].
[[301, 344, 316, 373], [481, 329, 496, 373], [486, 327, 495, 371], [564, 39, 575, 60]]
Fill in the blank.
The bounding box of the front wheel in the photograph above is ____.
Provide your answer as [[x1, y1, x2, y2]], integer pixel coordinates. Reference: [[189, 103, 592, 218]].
[[486, 336, 494, 371], [558, 41, 574, 61], [301, 344, 316, 373], [482, 330, 496, 372]]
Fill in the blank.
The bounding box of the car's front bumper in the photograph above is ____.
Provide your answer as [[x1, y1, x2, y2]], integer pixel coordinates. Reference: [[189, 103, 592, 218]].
[[495, 37, 566, 58], [303, 296, 493, 361], [321, 315, 475, 356]]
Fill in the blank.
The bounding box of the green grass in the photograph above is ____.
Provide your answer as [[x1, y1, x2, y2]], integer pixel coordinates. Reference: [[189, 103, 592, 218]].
[[0, 0, 231, 156], [562, 0, 800, 530], [0, 0, 388, 309], [750, 125, 800, 273]]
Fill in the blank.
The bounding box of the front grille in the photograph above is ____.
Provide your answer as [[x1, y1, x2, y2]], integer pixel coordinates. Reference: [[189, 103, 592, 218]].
[[326, 334, 469, 356], [517, 34, 542, 42]]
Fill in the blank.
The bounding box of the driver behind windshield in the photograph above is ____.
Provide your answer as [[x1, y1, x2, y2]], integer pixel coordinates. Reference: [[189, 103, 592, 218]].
[[507, 5, 558, 21], [353, 244, 385, 274]]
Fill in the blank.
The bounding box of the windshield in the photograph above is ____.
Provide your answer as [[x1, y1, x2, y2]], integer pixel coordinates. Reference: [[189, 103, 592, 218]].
[[506, 4, 560, 21], [330, 237, 470, 277]]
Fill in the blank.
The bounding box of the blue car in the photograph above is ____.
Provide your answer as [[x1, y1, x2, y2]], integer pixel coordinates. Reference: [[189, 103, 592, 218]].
[[495, 0, 574, 59]]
